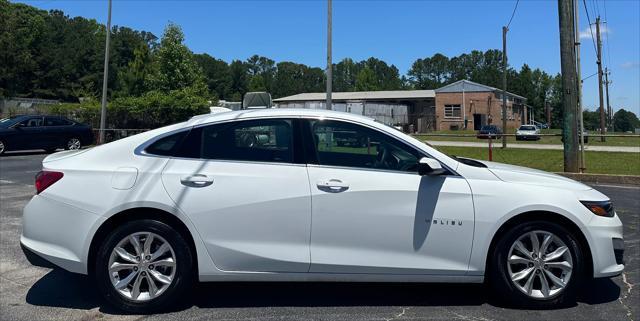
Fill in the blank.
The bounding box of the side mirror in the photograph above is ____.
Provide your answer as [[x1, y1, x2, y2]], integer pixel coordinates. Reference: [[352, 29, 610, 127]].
[[12, 123, 24, 129], [418, 157, 446, 176]]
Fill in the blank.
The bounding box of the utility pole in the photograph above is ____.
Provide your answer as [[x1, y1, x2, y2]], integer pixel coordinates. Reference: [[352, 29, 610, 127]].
[[595, 17, 606, 142], [501, 26, 508, 148], [98, 0, 112, 145], [546, 100, 551, 126], [558, 0, 579, 172], [604, 67, 612, 130], [575, 0, 586, 172], [326, 0, 332, 110]]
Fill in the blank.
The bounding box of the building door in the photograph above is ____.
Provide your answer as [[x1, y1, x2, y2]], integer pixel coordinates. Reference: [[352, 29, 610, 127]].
[[473, 114, 483, 130]]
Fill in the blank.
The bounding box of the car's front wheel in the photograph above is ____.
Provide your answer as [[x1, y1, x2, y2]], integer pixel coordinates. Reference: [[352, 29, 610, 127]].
[[95, 219, 194, 313], [0, 139, 5, 155], [489, 220, 585, 308]]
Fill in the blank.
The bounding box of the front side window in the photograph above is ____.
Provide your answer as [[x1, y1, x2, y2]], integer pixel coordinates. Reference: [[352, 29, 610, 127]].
[[308, 119, 420, 172], [20, 117, 43, 127], [444, 104, 462, 118], [176, 119, 294, 163]]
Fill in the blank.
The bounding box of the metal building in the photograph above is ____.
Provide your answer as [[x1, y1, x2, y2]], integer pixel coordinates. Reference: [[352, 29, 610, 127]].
[[273, 90, 436, 132]]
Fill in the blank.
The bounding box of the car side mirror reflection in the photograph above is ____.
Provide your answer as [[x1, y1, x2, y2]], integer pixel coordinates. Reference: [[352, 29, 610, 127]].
[[418, 157, 446, 176]]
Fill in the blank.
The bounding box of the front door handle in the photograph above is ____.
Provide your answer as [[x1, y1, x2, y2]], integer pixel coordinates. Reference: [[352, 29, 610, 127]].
[[316, 179, 349, 193], [180, 174, 213, 187]]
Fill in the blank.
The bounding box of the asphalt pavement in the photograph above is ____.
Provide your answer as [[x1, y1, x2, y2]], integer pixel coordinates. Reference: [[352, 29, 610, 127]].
[[0, 152, 638, 321]]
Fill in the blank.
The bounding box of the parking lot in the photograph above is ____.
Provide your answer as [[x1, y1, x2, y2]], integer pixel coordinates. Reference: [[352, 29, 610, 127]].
[[0, 152, 637, 321]]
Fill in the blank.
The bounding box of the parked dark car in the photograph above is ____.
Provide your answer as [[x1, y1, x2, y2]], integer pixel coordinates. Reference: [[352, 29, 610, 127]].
[[476, 125, 503, 139], [0, 115, 93, 155]]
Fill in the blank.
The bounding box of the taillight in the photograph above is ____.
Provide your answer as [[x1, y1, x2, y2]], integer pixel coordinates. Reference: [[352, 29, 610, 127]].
[[35, 171, 63, 194]]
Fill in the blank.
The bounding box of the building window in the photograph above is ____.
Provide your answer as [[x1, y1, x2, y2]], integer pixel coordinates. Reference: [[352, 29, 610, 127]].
[[444, 104, 462, 118]]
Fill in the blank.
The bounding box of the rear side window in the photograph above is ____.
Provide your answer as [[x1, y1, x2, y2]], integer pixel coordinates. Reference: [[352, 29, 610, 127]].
[[177, 119, 293, 163], [145, 131, 188, 156], [45, 117, 72, 126]]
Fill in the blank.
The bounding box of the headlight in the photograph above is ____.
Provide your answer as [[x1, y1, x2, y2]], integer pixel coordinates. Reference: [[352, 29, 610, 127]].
[[580, 200, 614, 217]]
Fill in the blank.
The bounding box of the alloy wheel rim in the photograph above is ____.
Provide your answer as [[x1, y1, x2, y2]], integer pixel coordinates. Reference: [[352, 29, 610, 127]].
[[507, 230, 573, 299], [108, 232, 176, 302], [0, 141, 4, 153], [67, 138, 81, 150]]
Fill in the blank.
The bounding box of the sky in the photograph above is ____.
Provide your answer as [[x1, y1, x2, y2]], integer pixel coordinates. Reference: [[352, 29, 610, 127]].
[[16, 0, 640, 114]]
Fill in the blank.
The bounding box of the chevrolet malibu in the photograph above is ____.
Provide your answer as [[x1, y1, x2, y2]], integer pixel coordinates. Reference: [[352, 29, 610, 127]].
[[21, 109, 624, 312]]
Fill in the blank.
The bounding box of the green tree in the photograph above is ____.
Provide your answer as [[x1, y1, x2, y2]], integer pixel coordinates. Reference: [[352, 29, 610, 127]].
[[229, 60, 248, 100], [333, 58, 359, 92], [248, 75, 267, 92], [582, 110, 600, 130], [146, 23, 206, 94], [193, 53, 232, 99], [246, 55, 276, 92], [116, 44, 152, 97], [408, 53, 450, 89], [355, 67, 379, 91], [613, 109, 640, 132]]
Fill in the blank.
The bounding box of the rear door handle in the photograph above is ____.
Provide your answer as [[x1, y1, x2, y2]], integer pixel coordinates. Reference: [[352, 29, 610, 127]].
[[180, 174, 214, 187], [316, 179, 349, 193]]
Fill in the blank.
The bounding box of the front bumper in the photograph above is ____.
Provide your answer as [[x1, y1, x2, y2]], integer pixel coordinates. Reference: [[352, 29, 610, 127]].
[[21, 194, 103, 274], [588, 213, 625, 278], [515, 134, 540, 140]]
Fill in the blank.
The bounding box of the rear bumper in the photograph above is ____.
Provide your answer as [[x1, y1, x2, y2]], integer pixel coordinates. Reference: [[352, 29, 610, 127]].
[[21, 241, 57, 269], [21, 194, 103, 274]]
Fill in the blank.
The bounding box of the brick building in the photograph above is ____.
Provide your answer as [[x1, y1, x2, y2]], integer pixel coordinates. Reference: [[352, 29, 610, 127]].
[[434, 80, 528, 131]]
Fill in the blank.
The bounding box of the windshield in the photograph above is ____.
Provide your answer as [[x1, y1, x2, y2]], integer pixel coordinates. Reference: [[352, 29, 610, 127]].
[[481, 126, 496, 130], [519, 125, 536, 130], [0, 116, 23, 128]]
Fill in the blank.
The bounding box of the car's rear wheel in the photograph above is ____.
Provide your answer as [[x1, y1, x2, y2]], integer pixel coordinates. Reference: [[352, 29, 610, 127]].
[[0, 140, 5, 155], [95, 219, 194, 313], [489, 220, 584, 308], [65, 137, 81, 150]]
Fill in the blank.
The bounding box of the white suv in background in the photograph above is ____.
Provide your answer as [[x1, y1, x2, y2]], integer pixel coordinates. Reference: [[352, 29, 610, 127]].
[[516, 124, 541, 141]]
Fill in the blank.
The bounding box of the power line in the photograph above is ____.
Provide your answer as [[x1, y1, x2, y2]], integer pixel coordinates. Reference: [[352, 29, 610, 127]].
[[506, 0, 520, 29], [582, 0, 598, 56]]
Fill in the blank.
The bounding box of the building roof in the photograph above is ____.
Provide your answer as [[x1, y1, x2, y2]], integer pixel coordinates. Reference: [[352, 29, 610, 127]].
[[273, 90, 435, 102], [435, 79, 526, 100]]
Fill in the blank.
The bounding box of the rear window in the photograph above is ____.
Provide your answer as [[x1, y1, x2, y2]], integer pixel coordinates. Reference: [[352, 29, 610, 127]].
[[145, 131, 188, 156], [519, 126, 536, 130]]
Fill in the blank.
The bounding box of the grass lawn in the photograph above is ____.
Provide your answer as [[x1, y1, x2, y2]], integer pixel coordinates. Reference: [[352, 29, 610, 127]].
[[414, 129, 640, 147], [435, 146, 640, 176]]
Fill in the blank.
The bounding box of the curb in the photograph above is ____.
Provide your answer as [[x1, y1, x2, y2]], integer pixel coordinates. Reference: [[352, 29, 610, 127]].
[[556, 172, 640, 186]]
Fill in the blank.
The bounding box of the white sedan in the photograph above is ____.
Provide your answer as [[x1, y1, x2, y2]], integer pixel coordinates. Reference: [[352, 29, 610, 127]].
[[21, 109, 624, 312]]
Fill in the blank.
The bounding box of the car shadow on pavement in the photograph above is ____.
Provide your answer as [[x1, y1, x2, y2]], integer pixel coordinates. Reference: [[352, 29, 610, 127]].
[[25, 269, 621, 314]]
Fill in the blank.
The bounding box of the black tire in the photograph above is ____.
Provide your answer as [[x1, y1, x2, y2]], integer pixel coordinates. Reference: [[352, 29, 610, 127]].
[[488, 220, 585, 308], [0, 139, 5, 155], [95, 219, 194, 313]]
